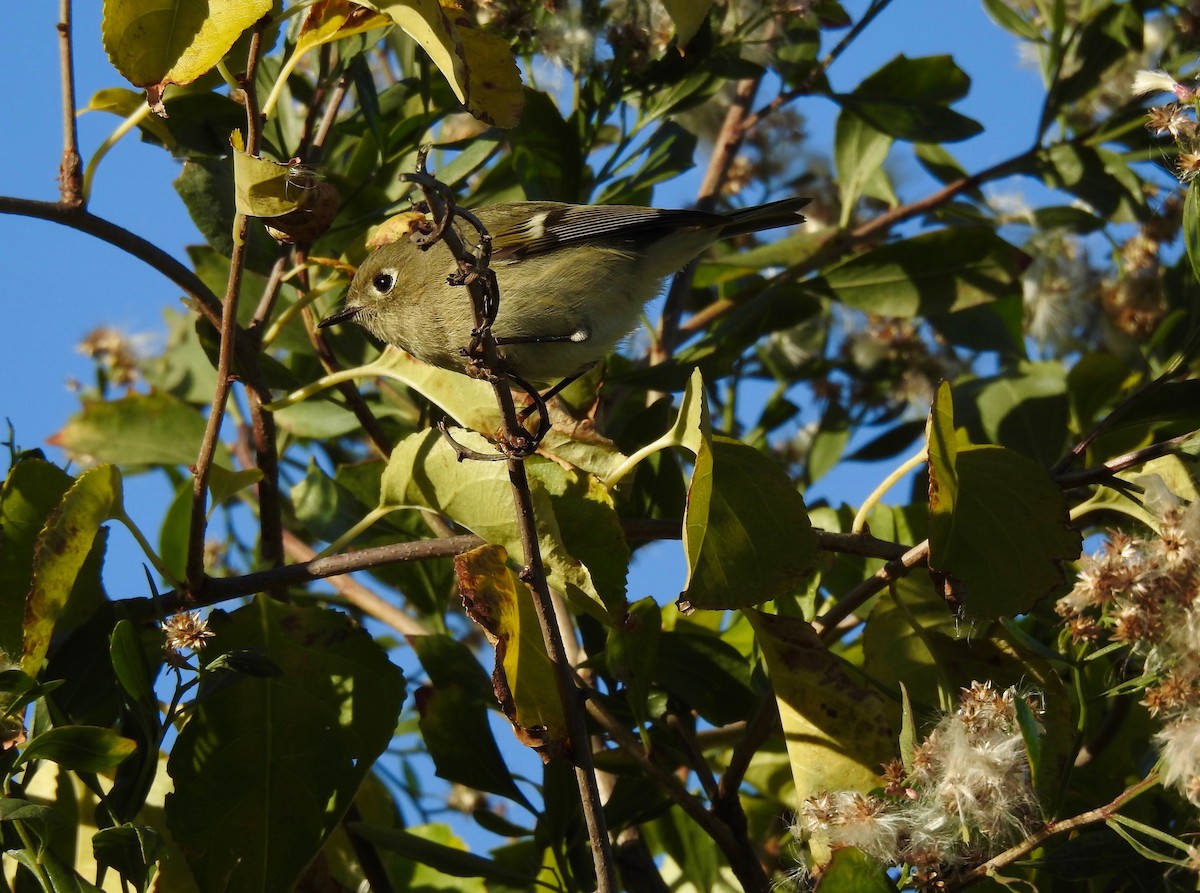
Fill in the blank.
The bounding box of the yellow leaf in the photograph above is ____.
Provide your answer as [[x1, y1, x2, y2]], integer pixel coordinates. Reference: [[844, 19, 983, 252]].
[[230, 131, 310, 218], [456, 544, 569, 758], [366, 0, 524, 127], [661, 0, 714, 48], [748, 610, 893, 804], [102, 0, 272, 110], [297, 0, 393, 53]]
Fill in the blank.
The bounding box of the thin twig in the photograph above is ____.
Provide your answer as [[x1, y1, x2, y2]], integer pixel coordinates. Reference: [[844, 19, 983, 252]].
[[815, 541, 931, 642], [945, 773, 1160, 890], [186, 24, 269, 591], [583, 690, 771, 893], [56, 0, 84, 207], [159, 533, 480, 616]]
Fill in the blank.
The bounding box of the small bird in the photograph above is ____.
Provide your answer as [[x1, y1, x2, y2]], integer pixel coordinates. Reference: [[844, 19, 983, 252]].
[[320, 198, 810, 384]]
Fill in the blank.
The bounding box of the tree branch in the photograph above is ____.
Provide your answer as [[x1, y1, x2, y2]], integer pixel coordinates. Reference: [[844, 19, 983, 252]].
[[186, 23, 270, 591], [946, 773, 1161, 890], [56, 0, 83, 207]]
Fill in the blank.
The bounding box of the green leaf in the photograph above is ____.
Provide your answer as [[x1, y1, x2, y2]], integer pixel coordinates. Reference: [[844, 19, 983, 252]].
[[416, 683, 533, 809], [17, 725, 137, 772], [50, 392, 226, 468], [1185, 179, 1200, 288], [23, 466, 122, 676], [166, 597, 406, 893], [101, 0, 272, 108], [110, 620, 156, 705], [834, 111, 893, 227], [816, 846, 897, 892], [4, 846, 105, 893], [230, 131, 308, 218], [655, 629, 756, 726], [660, 0, 714, 46], [1035, 144, 1145, 222], [350, 822, 537, 885], [818, 227, 1028, 317], [507, 88, 583, 200], [954, 362, 1069, 464], [93, 824, 164, 893], [856, 53, 972, 105], [606, 597, 662, 729], [0, 458, 72, 663], [530, 463, 629, 616], [380, 429, 613, 621], [926, 382, 1081, 620], [596, 122, 697, 205], [412, 635, 494, 705], [748, 611, 893, 803], [981, 0, 1043, 41], [678, 437, 817, 612], [1048, 4, 1140, 112]]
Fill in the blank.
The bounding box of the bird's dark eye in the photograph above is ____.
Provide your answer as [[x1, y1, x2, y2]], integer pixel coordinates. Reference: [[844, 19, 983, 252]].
[[372, 272, 394, 293]]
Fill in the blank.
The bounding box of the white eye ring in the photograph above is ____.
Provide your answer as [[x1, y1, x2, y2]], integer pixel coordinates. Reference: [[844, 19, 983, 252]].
[[371, 268, 397, 294]]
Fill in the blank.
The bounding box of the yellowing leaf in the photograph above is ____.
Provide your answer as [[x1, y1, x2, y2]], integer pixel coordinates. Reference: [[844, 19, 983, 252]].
[[748, 610, 892, 804], [230, 131, 309, 218], [101, 0, 272, 111], [297, 0, 392, 53], [23, 466, 123, 675], [456, 544, 568, 757], [366, 0, 524, 127]]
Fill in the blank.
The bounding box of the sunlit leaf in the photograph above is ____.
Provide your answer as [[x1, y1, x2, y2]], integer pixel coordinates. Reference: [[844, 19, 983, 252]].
[[926, 382, 1081, 620], [660, 0, 713, 47], [819, 227, 1028, 317], [0, 459, 72, 663], [23, 465, 122, 676], [748, 610, 892, 803], [101, 0, 272, 111], [365, 0, 524, 127], [380, 429, 614, 620], [49, 392, 227, 468], [230, 131, 309, 218], [834, 111, 893, 227], [679, 437, 817, 612], [455, 544, 569, 756]]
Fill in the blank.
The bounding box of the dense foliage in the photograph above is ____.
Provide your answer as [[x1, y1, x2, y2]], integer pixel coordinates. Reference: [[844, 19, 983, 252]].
[[4, 0, 1200, 890]]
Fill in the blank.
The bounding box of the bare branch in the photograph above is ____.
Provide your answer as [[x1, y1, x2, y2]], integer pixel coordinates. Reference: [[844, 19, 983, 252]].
[[56, 0, 84, 207]]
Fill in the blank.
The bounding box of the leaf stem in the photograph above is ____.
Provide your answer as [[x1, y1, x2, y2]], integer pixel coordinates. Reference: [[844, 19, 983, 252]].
[[113, 508, 181, 589], [852, 445, 928, 534]]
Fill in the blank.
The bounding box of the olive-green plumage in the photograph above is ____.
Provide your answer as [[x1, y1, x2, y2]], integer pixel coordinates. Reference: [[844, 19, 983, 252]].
[[321, 198, 809, 384]]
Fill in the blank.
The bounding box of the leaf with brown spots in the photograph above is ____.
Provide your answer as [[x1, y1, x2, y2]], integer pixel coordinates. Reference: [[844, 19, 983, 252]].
[[456, 544, 568, 759], [748, 609, 892, 803]]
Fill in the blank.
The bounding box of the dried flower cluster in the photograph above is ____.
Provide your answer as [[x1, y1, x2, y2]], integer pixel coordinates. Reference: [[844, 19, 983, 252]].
[[794, 682, 1041, 884], [1134, 69, 1200, 183], [162, 610, 215, 658], [77, 326, 140, 388], [1056, 499, 1200, 804]]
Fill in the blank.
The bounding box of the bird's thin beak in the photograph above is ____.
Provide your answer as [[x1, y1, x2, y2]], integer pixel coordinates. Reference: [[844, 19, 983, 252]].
[[317, 305, 360, 328]]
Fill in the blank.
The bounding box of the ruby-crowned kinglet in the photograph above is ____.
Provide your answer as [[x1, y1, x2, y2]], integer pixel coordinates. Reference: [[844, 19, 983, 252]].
[[319, 198, 810, 384]]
